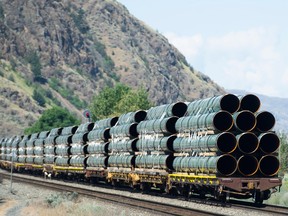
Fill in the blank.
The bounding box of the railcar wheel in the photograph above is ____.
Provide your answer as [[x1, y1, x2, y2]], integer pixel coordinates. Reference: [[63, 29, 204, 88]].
[[254, 191, 264, 205]]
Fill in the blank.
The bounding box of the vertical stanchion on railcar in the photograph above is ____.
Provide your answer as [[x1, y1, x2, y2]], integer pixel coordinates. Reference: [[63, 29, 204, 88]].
[[10, 150, 16, 193]]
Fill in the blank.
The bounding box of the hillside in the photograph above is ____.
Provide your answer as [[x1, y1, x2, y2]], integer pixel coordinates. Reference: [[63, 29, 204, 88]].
[[0, 0, 224, 136]]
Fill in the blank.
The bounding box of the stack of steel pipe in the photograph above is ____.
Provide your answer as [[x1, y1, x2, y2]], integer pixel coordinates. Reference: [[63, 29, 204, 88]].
[[25, 133, 39, 164], [44, 128, 62, 165], [172, 93, 279, 177], [54, 126, 78, 167], [108, 111, 147, 169], [17, 135, 30, 163], [0, 138, 5, 161], [70, 122, 94, 168], [135, 102, 187, 170], [86, 117, 118, 169], [32, 131, 50, 165]]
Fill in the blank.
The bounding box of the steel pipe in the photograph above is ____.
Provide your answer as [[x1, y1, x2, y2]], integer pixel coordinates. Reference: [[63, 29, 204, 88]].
[[258, 132, 280, 154], [108, 155, 136, 168], [93, 117, 119, 129], [136, 135, 176, 152], [187, 94, 240, 115], [137, 117, 178, 134], [255, 111, 275, 132], [61, 125, 78, 135], [109, 138, 138, 153], [146, 102, 187, 120], [86, 156, 109, 168], [72, 133, 89, 144], [176, 111, 233, 132], [76, 122, 95, 133], [109, 123, 138, 138], [88, 128, 110, 141], [236, 132, 259, 154], [135, 154, 174, 170], [237, 155, 259, 176], [238, 94, 261, 113], [87, 143, 109, 154], [259, 155, 280, 176], [172, 155, 237, 176], [233, 111, 256, 132], [118, 110, 147, 125], [173, 132, 237, 154]]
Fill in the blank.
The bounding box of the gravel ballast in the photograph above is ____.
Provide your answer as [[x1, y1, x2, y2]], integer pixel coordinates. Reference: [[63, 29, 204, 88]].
[[0, 170, 272, 216]]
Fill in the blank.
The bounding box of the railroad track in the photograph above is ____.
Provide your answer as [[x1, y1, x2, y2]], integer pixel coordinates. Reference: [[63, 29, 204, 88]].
[[1, 170, 287, 215], [0, 171, 219, 216]]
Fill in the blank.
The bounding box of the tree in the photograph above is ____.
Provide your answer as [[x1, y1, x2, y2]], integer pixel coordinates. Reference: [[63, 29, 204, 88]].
[[32, 89, 46, 107], [0, 3, 4, 20], [89, 84, 153, 120], [26, 51, 46, 83], [24, 106, 80, 134], [279, 132, 288, 174]]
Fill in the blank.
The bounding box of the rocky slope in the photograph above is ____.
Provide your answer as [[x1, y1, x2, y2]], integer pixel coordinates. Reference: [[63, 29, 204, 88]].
[[0, 0, 224, 136]]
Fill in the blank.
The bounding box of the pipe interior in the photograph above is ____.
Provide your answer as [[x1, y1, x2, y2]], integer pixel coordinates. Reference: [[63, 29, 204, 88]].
[[217, 155, 237, 176], [172, 102, 188, 117], [103, 128, 111, 140], [235, 111, 256, 132], [240, 94, 261, 113], [259, 133, 280, 154], [217, 132, 237, 153], [129, 123, 139, 137], [110, 117, 119, 127], [238, 156, 258, 176], [259, 156, 280, 176], [166, 117, 178, 134], [256, 111, 276, 132], [134, 110, 147, 123], [213, 111, 233, 132], [220, 94, 240, 114], [238, 133, 259, 154]]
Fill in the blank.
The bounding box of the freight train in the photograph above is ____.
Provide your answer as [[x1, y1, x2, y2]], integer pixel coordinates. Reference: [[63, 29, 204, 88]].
[[0, 94, 282, 204]]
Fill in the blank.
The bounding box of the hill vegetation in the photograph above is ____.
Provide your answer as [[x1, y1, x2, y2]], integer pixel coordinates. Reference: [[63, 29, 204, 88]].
[[0, 0, 225, 136]]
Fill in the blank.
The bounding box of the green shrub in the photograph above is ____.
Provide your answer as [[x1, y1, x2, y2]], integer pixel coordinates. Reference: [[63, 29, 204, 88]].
[[32, 89, 46, 107], [0, 3, 4, 20]]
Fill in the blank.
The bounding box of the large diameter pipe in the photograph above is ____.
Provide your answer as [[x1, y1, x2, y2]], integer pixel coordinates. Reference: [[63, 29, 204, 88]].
[[136, 135, 176, 152], [76, 122, 95, 133], [233, 111, 256, 132], [258, 132, 280, 154], [72, 133, 89, 144], [172, 155, 237, 176], [173, 132, 237, 154], [187, 94, 240, 115], [176, 111, 233, 132], [55, 135, 73, 145], [61, 125, 78, 135], [259, 155, 280, 176], [108, 155, 136, 168], [109, 123, 138, 138], [93, 117, 119, 130], [137, 117, 178, 134], [237, 155, 259, 176], [86, 156, 109, 168], [87, 142, 109, 154], [236, 132, 259, 154], [238, 94, 261, 113], [135, 154, 174, 170], [109, 138, 138, 153], [88, 128, 110, 141], [146, 102, 187, 120], [255, 111, 275, 132], [118, 110, 147, 125]]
